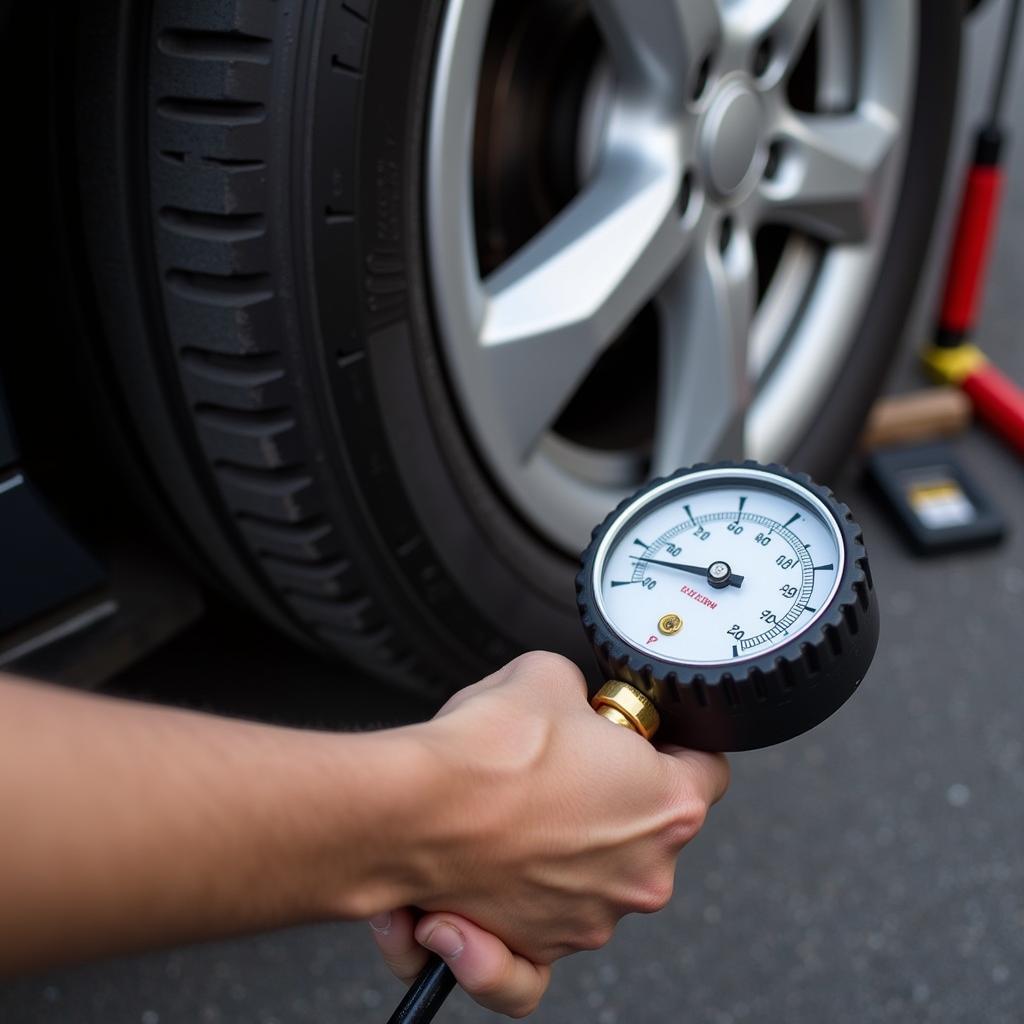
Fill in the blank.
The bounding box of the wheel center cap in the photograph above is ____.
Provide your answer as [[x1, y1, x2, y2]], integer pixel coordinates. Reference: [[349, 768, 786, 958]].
[[701, 80, 765, 200]]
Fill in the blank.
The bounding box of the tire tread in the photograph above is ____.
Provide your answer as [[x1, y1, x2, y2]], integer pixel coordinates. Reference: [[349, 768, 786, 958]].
[[137, 0, 451, 692]]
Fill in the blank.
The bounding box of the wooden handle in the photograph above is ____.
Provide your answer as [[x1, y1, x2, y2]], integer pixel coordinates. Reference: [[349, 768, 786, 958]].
[[860, 389, 971, 452]]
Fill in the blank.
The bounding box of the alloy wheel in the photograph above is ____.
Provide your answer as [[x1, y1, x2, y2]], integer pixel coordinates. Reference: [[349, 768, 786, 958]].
[[426, 0, 915, 551]]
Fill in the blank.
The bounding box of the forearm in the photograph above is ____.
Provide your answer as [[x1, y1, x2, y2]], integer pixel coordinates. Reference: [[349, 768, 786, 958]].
[[0, 675, 438, 975]]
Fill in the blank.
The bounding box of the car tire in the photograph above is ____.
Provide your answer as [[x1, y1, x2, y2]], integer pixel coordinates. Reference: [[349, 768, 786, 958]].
[[73, 0, 962, 698]]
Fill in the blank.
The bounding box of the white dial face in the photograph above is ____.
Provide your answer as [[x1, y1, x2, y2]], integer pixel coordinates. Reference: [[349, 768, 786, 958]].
[[594, 469, 844, 665]]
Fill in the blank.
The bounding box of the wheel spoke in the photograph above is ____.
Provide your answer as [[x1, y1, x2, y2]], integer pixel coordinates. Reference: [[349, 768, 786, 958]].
[[725, 0, 825, 75], [480, 154, 686, 461], [760, 107, 898, 244], [652, 225, 756, 475], [590, 0, 721, 98]]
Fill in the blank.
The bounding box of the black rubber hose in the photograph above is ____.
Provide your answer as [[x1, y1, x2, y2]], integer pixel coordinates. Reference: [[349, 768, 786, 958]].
[[987, 0, 1022, 123], [385, 956, 456, 1024]]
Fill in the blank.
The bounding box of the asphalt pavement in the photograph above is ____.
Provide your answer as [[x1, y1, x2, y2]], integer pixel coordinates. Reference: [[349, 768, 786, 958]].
[[3, 6, 1024, 1023]]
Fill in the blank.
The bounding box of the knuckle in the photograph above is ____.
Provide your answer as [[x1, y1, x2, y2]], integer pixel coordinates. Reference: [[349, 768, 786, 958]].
[[347, 892, 382, 921], [682, 796, 709, 831], [632, 874, 675, 914], [509, 650, 583, 687], [467, 964, 513, 1001], [664, 793, 709, 848], [716, 753, 732, 797], [508, 997, 542, 1019], [573, 924, 615, 952], [548, 941, 577, 961], [386, 958, 425, 986]]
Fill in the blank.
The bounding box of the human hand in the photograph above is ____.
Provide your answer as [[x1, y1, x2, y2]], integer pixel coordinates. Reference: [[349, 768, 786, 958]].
[[371, 907, 551, 1018], [370, 652, 729, 1016]]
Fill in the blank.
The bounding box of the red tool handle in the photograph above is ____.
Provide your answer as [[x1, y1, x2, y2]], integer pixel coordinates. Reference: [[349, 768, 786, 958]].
[[938, 162, 1005, 337], [963, 363, 1024, 456]]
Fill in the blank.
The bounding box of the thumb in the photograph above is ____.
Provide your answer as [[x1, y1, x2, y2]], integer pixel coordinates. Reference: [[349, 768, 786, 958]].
[[415, 913, 551, 1019]]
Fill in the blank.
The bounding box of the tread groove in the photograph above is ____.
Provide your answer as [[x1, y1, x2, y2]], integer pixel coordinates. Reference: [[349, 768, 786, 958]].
[[166, 269, 274, 307], [195, 404, 295, 436], [180, 348, 285, 385], [261, 550, 346, 572], [267, 556, 350, 579], [158, 28, 273, 64], [160, 206, 267, 242], [215, 462, 312, 495], [202, 156, 266, 170], [157, 97, 266, 127], [236, 514, 334, 547]]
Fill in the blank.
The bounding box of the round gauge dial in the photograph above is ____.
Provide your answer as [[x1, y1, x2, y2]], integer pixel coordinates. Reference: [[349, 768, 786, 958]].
[[579, 461, 878, 752], [592, 467, 844, 665]]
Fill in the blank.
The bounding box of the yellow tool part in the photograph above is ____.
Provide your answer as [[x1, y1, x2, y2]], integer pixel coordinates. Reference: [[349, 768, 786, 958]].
[[921, 342, 988, 385]]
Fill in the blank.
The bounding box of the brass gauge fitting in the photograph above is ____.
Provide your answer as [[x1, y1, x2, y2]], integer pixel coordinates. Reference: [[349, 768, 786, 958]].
[[591, 681, 660, 740]]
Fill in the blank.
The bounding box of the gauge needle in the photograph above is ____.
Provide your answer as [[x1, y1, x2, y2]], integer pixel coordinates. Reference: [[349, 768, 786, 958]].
[[629, 555, 744, 588]]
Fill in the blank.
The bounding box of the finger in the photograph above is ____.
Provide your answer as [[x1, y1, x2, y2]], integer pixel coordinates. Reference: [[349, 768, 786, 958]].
[[368, 908, 430, 985], [415, 913, 551, 1019], [659, 747, 731, 806]]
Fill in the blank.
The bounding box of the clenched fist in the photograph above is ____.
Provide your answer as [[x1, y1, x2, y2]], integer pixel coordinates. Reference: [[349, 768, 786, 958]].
[[369, 652, 729, 1017]]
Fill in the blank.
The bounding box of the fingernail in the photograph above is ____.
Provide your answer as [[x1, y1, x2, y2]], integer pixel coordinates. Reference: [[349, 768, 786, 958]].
[[422, 922, 465, 959], [369, 913, 391, 935]]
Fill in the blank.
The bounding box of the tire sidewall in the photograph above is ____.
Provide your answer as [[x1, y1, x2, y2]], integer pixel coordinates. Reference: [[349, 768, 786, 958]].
[[332, 0, 593, 675]]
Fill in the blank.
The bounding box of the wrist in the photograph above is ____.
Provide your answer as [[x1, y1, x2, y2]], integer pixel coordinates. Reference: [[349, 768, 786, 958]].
[[394, 707, 553, 909], [307, 722, 451, 920]]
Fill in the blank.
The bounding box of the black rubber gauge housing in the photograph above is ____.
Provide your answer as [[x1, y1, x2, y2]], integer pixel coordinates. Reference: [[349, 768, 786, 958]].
[[576, 462, 879, 751]]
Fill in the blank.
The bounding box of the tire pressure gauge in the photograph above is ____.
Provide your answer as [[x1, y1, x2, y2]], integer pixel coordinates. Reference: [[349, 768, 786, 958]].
[[388, 460, 879, 1024], [577, 461, 879, 751]]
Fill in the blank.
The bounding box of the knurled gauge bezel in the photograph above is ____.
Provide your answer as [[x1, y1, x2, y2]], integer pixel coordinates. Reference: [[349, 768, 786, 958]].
[[590, 466, 846, 665], [576, 461, 879, 751]]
